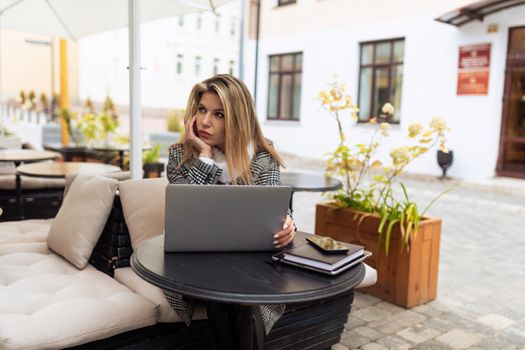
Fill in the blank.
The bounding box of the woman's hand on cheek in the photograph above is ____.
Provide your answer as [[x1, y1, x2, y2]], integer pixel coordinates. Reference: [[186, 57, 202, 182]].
[[186, 116, 212, 157], [273, 215, 296, 249]]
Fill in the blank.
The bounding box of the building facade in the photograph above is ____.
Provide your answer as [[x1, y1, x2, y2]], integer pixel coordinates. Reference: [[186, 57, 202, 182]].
[[78, 1, 240, 110], [244, 0, 525, 180]]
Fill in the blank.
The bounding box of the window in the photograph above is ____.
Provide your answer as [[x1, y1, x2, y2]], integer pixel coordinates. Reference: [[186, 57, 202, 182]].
[[176, 54, 183, 74], [195, 56, 202, 76], [196, 15, 202, 30], [278, 0, 296, 6], [358, 38, 404, 123], [213, 58, 220, 75], [214, 15, 221, 33], [267, 52, 302, 121], [229, 60, 235, 75]]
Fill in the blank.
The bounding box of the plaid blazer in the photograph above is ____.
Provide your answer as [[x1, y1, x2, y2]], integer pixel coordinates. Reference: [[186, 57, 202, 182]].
[[166, 143, 281, 186]]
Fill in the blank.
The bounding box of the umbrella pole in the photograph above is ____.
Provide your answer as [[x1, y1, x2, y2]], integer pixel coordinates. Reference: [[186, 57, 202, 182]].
[[0, 1, 4, 137], [129, 0, 142, 179]]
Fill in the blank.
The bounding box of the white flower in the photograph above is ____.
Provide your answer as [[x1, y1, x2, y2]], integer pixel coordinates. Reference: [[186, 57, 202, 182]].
[[408, 123, 423, 138], [430, 117, 449, 133], [380, 122, 391, 137], [382, 103, 395, 115]]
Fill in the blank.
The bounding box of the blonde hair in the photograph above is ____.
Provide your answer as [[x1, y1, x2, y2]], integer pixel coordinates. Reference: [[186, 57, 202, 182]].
[[178, 74, 283, 184]]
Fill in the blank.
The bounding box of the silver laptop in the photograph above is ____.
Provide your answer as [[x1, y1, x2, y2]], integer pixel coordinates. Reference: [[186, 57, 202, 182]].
[[164, 184, 292, 252]]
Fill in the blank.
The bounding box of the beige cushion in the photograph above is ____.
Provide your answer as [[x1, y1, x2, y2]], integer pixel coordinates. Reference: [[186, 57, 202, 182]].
[[357, 263, 378, 289], [114, 267, 207, 323], [63, 171, 131, 197], [47, 174, 118, 269], [119, 178, 168, 250], [0, 251, 158, 350]]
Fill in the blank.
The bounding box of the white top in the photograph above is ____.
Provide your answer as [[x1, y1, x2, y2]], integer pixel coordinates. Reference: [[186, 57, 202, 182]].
[[199, 144, 255, 184]]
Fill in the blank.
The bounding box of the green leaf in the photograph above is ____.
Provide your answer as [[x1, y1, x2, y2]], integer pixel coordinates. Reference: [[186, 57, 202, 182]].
[[385, 219, 399, 255]]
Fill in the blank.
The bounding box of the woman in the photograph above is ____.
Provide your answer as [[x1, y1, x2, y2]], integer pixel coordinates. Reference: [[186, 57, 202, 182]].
[[165, 74, 296, 349]]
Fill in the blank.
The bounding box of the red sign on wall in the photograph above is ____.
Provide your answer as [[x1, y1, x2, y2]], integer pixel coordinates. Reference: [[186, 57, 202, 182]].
[[457, 43, 491, 95]]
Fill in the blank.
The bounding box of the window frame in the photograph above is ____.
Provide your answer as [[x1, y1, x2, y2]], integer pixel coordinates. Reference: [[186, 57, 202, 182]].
[[278, 0, 296, 6], [267, 52, 302, 121], [357, 37, 404, 124]]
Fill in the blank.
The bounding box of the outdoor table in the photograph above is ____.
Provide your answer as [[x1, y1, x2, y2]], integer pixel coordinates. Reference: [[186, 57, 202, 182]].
[[16, 161, 121, 179], [92, 144, 151, 170], [44, 143, 89, 162], [280, 171, 342, 212], [0, 149, 61, 219], [131, 231, 365, 349]]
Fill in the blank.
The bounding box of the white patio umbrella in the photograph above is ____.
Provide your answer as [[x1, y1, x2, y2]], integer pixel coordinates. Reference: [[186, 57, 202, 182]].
[[0, 0, 233, 178]]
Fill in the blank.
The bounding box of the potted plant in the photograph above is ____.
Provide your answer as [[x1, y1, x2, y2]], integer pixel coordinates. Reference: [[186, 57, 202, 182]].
[[142, 144, 164, 178], [314, 81, 450, 308]]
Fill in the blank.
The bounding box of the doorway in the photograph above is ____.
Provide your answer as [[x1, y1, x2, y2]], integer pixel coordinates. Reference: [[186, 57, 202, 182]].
[[497, 26, 525, 178]]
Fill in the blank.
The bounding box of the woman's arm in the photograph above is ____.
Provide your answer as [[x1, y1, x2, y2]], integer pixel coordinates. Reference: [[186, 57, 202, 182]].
[[252, 151, 296, 248], [166, 144, 223, 184]]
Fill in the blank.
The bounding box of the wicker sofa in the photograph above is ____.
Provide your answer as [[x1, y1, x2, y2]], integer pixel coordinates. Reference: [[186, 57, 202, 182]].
[[0, 175, 376, 349]]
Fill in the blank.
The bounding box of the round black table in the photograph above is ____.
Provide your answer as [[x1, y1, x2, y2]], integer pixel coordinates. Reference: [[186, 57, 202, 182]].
[[131, 232, 365, 349], [92, 144, 151, 170], [280, 171, 342, 212]]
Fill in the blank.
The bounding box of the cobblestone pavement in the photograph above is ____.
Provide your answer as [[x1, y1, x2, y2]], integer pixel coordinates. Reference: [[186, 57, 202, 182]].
[[282, 154, 525, 350]]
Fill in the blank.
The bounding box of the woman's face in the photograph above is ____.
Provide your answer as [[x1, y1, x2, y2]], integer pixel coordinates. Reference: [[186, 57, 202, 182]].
[[195, 92, 226, 151]]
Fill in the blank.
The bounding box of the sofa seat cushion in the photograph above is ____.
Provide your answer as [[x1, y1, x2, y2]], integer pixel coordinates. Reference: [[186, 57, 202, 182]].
[[0, 251, 159, 350], [357, 263, 378, 289], [0, 174, 65, 190], [0, 219, 53, 256], [114, 267, 207, 323]]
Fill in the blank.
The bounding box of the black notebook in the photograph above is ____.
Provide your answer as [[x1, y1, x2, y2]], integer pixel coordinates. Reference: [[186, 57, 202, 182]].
[[272, 238, 370, 275]]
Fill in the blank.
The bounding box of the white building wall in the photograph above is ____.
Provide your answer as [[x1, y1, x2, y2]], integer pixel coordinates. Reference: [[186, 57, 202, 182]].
[[246, 3, 525, 180], [78, 1, 240, 110]]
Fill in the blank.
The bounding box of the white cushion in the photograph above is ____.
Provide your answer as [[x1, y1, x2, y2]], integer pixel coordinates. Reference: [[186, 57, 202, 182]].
[[0, 219, 53, 256], [47, 175, 118, 269], [114, 267, 207, 323], [119, 178, 168, 250], [0, 251, 158, 350], [356, 263, 378, 289]]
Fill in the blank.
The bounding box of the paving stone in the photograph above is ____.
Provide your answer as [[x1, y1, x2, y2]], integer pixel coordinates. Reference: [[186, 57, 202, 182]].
[[467, 335, 519, 350], [353, 292, 382, 310], [388, 310, 427, 328], [359, 343, 389, 350], [414, 339, 455, 349], [340, 330, 370, 349], [421, 317, 457, 333], [476, 313, 515, 330], [354, 326, 383, 341], [501, 327, 525, 346], [331, 344, 349, 350], [368, 318, 406, 335], [412, 303, 445, 318], [375, 301, 405, 314], [345, 315, 366, 330], [353, 306, 393, 323], [435, 329, 481, 349], [375, 334, 412, 350], [396, 324, 441, 344]]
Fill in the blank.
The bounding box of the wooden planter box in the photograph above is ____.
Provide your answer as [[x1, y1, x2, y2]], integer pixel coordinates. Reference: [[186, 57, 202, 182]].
[[315, 203, 441, 308]]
